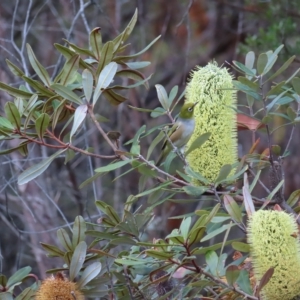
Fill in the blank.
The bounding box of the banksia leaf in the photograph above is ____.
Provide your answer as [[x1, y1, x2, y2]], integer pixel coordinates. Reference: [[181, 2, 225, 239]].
[[248, 210, 300, 300], [185, 62, 237, 183], [35, 272, 84, 300]]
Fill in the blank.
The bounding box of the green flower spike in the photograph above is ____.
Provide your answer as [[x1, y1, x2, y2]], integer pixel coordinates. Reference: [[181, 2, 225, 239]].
[[185, 62, 237, 184], [248, 210, 300, 300]]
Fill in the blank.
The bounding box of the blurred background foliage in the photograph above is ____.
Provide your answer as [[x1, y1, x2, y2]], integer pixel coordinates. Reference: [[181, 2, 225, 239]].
[[0, 0, 300, 294]]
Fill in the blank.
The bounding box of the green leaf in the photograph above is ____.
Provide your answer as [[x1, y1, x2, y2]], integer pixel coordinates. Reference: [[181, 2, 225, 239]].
[[147, 130, 165, 160], [185, 167, 210, 184], [125, 61, 151, 69], [0, 82, 32, 98], [69, 241, 87, 281], [232, 241, 250, 252], [193, 203, 221, 230], [223, 195, 242, 223], [120, 8, 137, 44], [130, 125, 146, 155], [6, 59, 24, 77], [183, 186, 207, 196], [26, 44, 51, 87], [287, 189, 300, 207], [245, 51, 255, 70], [15, 286, 36, 300], [95, 159, 131, 173], [77, 262, 102, 289], [155, 84, 169, 110], [0, 292, 14, 300], [205, 250, 218, 276], [292, 77, 300, 95], [238, 76, 258, 90], [267, 81, 285, 96], [180, 217, 191, 240], [215, 164, 232, 184], [18, 148, 67, 185], [257, 53, 268, 75], [188, 226, 206, 246], [93, 62, 118, 106], [6, 267, 31, 288], [103, 89, 127, 105], [0, 116, 14, 130], [63, 39, 94, 57], [232, 61, 256, 77], [72, 216, 86, 248], [57, 228, 72, 251], [185, 132, 211, 156], [151, 107, 166, 118], [40, 243, 65, 257], [267, 179, 284, 201], [226, 265, 240, 286], [236, 270, 252, 295], [51, 83, 82, 105], [60, 54, 80, 86], [168, 85, 178, 107], [70, 104, 88, 141], [96, 41, 114, 77], [117, 69, 148, 89], [114, 35, 161, 62], [146, 250, 174, 260], [105, 205, 121, 225], [5, 102, 21, 129], [266, 55, 295, 83], [82, 69, 93, 102], [35, 113, 50, 140], [201, 223, 233, 242], [89, 27, 102, 59]]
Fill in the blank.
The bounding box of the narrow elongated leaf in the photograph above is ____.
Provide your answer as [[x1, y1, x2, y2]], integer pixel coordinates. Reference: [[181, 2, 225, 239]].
[[57, 228, 72, 251], [125, 61, 151, 69], [147, 130, 165, 160], [188, 226, 206, 245], [69, 241, 87, 281], [245, 51, 255, 70], [35, 113, 50, 140], [18, 148, 67, 185], [89, 27, 102, 59], [243, 173, 255, 217], [15, 286, 36, 300], [26, 44, 51, 87], [51, 83, 82, 105], [180, 217, 191, 240], [117, 69, 148, 88], [70, 104, 88, 141], [121, 8, 137, 44], [93, 62, 118, 106], [292, 77, 300, 95], [0, 82, 32, 98], [266, 89, 290, 112], [168, 85, 178, 107], [96, 41, 114, 77], [5, 102, 21, 129], [185, 132, 211, 156], [266, 55, 295, 83], [223, 195, 242, 223], [267, 179, 284, 201], [205, 250, 218, 276], [63, 39, 94, 57], [215, 164, 232, 184], [103, 89, 127, 105], [232, 61, 256, 77], [22, 76, 55, 97], [95, 160, 131, 173], [256, 268, 274, 297], [60, 54, 80, 86], [72, 216, 86, 248], [6, 267, 31, 288], [146, 250, 174, 260], [287, 189, 300, 207], [155, 84, 169, 110], [114, 35, 161, 62], [40, 243, 65, 257], [236, 270, 252, 295], [6, 59, 24, 77], [82, 69, 93, 102], [77, 262, 102, 289], [232, 241, 250, 252], [257, 53, 268, 75], [201, 223, 233, 242], [0, 116, 14, 130]]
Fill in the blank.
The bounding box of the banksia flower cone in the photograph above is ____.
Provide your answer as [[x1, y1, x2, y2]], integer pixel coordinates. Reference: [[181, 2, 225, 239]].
[[248, 210, 300, 300], [35, 272, 84, 300], [185, 62, 237, 183]]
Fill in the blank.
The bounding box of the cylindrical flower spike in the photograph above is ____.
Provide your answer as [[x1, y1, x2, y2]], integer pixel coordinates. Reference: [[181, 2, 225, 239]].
[[248, 210, 300, 300], [185, 62, 237, 183]]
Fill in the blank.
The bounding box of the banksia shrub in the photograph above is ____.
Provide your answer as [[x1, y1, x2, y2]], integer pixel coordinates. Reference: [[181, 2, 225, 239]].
[[185, 62, 237, 183], [35, 272, 84, 300], [248, 210, 300, 300]]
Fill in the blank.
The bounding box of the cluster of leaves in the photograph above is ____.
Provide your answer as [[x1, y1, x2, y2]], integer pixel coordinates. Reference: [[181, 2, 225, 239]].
[[1, 6, 300, 299]]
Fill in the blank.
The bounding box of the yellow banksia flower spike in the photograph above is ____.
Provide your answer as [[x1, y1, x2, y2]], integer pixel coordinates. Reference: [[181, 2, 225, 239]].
[[185, 62, 237, 183], [35, 272, 84, 300], [248, 210, 300, 300]]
